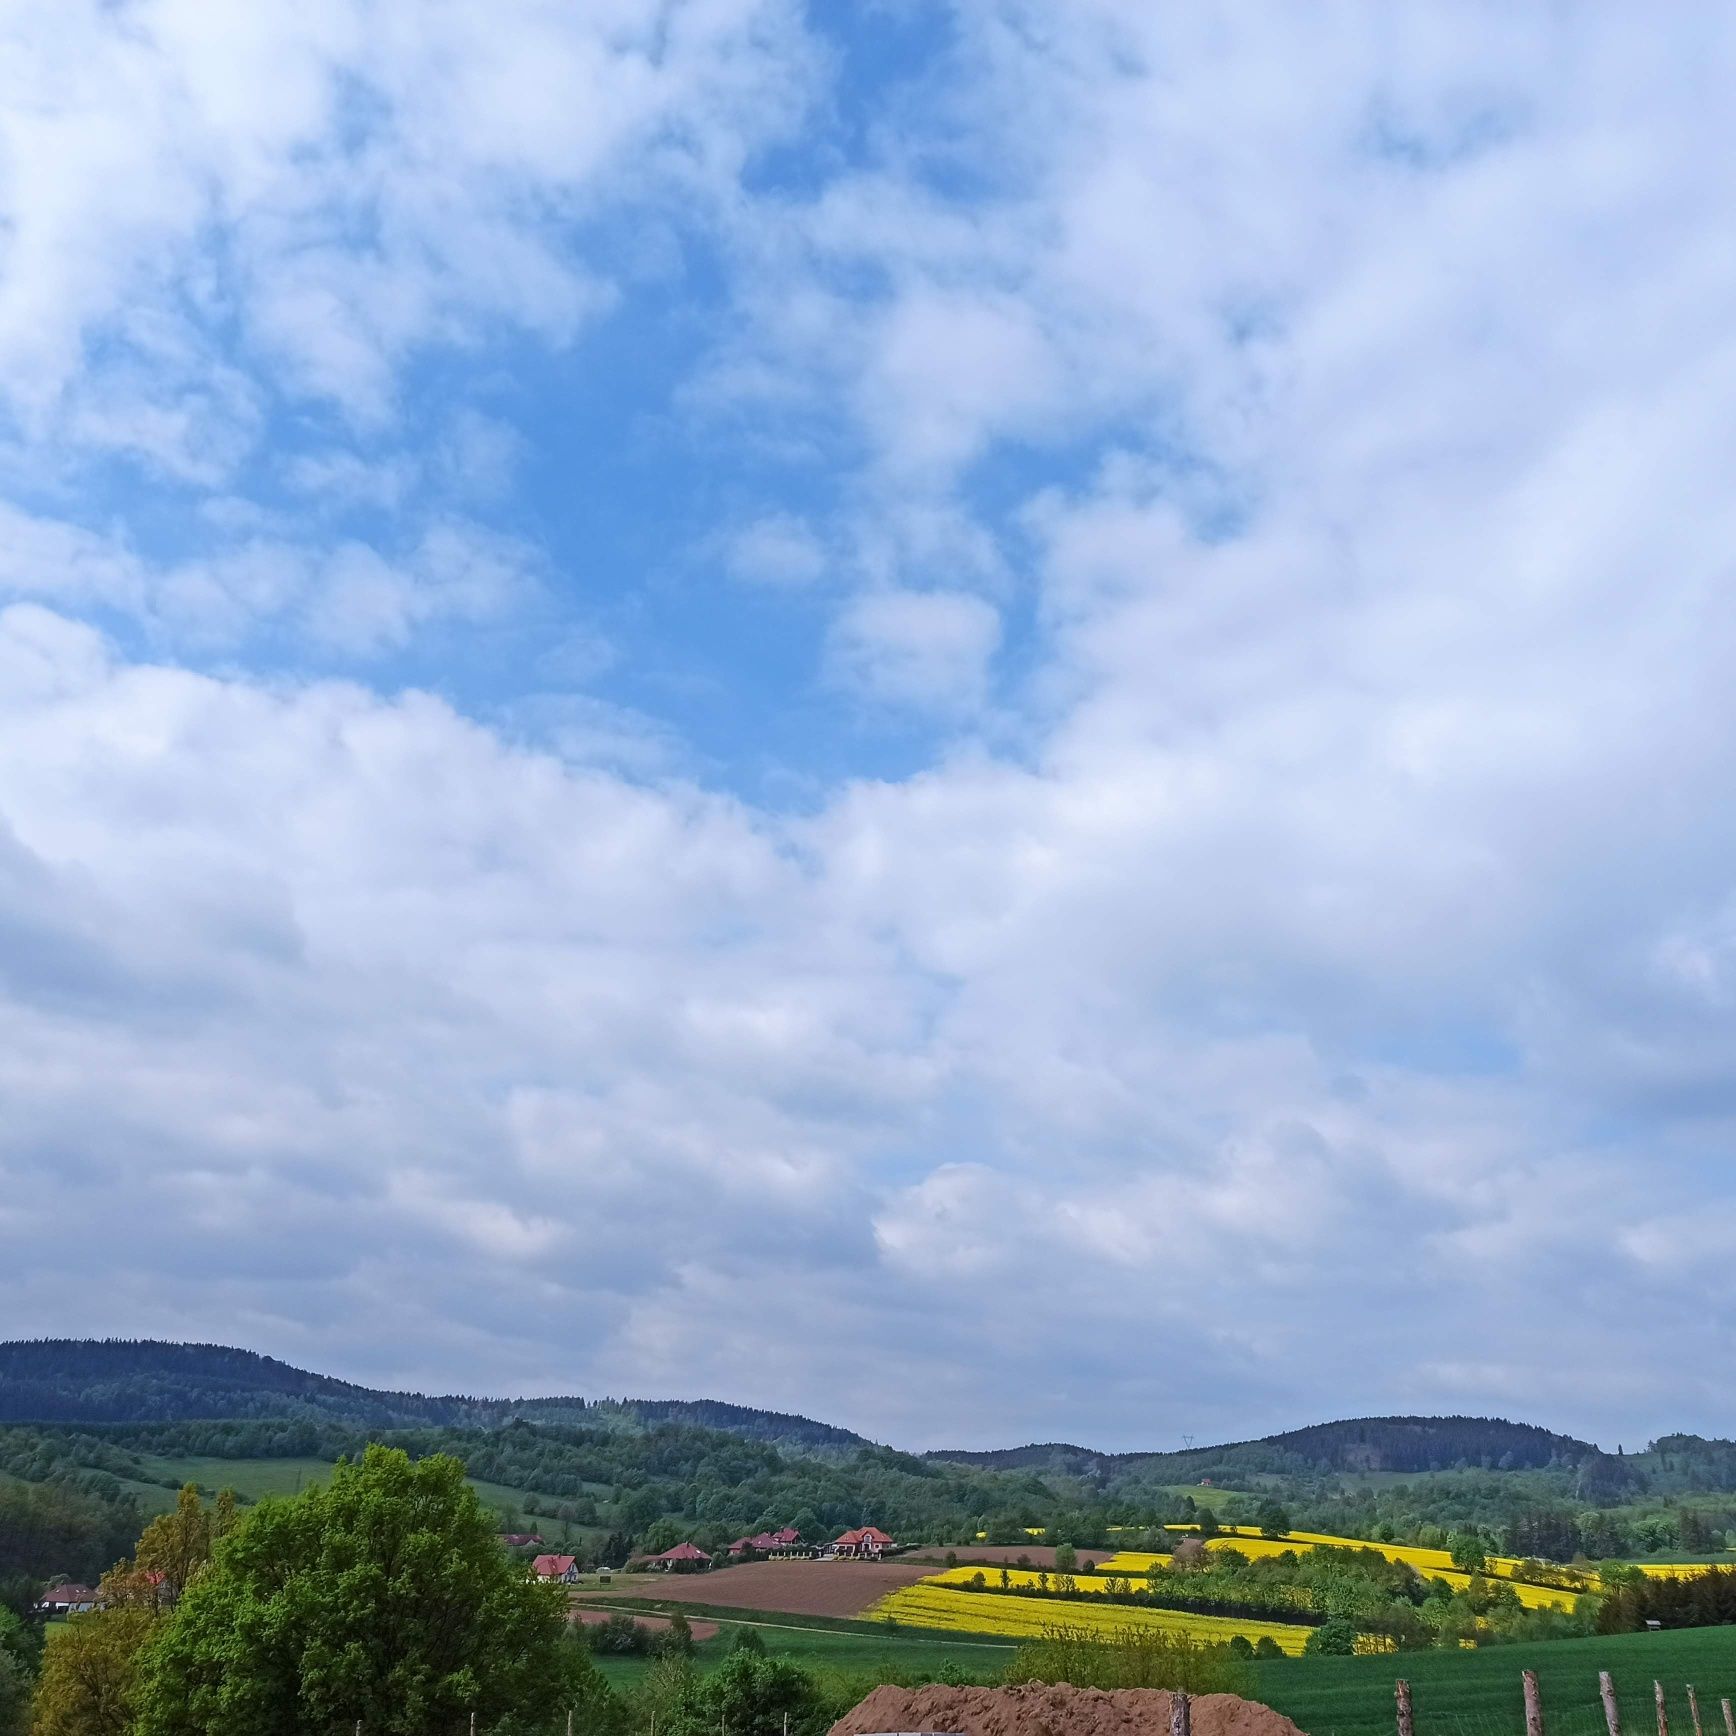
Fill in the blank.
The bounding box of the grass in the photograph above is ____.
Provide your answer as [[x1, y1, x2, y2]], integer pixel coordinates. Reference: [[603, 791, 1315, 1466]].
[[131, 1454, 338, 1501], [124, 1455, 587, 1541], [1246, 1625, 1736, 1736], [578, 1604, 1016, 1687]]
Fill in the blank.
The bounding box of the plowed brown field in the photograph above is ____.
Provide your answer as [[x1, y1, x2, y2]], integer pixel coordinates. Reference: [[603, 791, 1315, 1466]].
[[573, 1558, 932, 1618]]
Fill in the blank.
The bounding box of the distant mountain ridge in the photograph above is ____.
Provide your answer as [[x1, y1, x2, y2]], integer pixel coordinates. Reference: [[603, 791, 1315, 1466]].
[[0, 1341, 1618, 1473], [925, 1415, 1601, 1477], [0, 1338, 868, 1451]]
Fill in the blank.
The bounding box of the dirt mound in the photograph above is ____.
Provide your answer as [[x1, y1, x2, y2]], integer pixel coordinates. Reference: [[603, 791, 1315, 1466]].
[[830, 1683, 1305, 1736]]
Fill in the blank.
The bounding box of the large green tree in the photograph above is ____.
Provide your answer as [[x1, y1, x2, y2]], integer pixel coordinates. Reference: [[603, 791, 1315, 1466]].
[[30, 1603, 162, 1736], [134, 1444, 585, 1736]]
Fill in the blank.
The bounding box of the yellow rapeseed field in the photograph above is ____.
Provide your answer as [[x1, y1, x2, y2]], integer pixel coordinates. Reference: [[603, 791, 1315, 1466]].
[[1139, 1529, 1584, 1611], [870, 1580, 1314, 1655]]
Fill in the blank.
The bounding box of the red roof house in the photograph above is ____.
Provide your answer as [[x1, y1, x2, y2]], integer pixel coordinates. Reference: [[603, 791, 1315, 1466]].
[[647, 1541, 712, 1571], [727, 1526, 804, 1557], [833, 1525, 896, 1559], [530, 1554, 579, 1583]]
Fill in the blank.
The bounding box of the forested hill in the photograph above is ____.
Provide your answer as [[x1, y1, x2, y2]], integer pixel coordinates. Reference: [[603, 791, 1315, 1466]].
[[929, 1415, 1600, 1480], [0, 1339, 867, 1450]]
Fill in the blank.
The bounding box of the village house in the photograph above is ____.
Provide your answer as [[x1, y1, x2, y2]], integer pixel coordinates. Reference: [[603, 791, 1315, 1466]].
[[646, 1541, 712, 1572], [726, 1526, 803, 1559], [34, 1583, 98, 1615], [830, 1525, 896, 1559], [498, 1533, 544, 1549], [529, 1553, 579, 1584]]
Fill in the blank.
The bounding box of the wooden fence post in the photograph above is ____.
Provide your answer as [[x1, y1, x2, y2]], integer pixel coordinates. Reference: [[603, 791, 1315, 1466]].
[[1171, 1689, 1191, 1736], [1601, 1671, 1622, 1736], [1524, 1670, 1545, 1736], [1657, 1681, 1670, 1736], [1720, 1699, 1733, 1736], [1689, 1687, 1703, 1736], [1396, 1678, 1414, 1736]]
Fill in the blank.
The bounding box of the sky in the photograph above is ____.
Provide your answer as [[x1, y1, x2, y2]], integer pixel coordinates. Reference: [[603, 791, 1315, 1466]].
[[1, 1, 1734, 1455]]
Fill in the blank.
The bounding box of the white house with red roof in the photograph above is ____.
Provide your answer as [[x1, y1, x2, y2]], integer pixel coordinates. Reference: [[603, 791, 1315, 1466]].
[[831, 1525, 896, 1559], [530, 1553, 579, 1583]]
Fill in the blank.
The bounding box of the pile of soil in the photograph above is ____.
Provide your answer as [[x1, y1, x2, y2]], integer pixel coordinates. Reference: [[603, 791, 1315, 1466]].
[[829, 1683, 1306, 1736]]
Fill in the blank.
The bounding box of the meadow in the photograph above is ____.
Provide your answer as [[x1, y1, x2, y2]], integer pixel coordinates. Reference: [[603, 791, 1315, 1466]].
[[1245, 1623, 1736, 1736], [571, 1601, 1017, 1687]]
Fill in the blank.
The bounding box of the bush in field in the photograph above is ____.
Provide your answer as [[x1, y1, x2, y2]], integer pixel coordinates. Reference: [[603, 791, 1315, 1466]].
[[588, 1613, 652, 1656], [1253, 1636, 1285, 1660], [670, 1649, 824, 1736], [1303, 1618, 1357, 1656], [1005, 1626, 1252, 1694], [658, 1612, 695, 1658]]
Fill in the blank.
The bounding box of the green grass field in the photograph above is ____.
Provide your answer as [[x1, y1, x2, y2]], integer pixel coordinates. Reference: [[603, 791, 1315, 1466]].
[[123, 1455, 592, 1547], [1247, 1626, 1736, 1736], [577, 1601, 1017, 1688]]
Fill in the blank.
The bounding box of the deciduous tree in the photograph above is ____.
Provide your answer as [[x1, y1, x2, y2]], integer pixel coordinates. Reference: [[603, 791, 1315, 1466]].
[[133, 1445, 583, 1736]]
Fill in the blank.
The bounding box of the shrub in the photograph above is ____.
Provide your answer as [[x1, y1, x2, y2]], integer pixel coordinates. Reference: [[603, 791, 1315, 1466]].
[[1303, 1618, 1357, 1656]]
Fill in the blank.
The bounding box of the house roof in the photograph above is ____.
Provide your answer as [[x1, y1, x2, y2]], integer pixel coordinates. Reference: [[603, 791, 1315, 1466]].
[[499, 1533, 543, 1547], [530, 1554, 577, 1576], [836, 1525, 895, 1545], [38, 1584, 97, 1604], [730, 1526, 803, 1551], [650, 1541, 711, 1562]]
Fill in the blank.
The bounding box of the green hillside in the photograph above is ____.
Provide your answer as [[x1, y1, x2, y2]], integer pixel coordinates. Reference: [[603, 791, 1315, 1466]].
[[0, 1338, 865, 1450]]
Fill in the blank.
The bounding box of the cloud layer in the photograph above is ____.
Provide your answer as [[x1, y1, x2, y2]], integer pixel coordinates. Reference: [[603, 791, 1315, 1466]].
[[2, 2, 1734, 1449]]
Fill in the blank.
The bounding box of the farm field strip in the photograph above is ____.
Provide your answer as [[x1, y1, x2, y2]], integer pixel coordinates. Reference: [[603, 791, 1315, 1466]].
[[572, 1558, 933, 1618], [868, 1580, 1314, 1654], [1137, 1532, 1584, 1608], [570, 1599, 1014, 1648], [1245, 1621, 1736, 1736]]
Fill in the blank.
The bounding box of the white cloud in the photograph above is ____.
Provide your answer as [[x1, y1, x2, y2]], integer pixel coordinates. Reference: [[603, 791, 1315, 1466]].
[[0, 0, 811, 461], [723, 513, 827, 587], [0, 507, 538, 655], [6, 3, 1736, 1449], [828, 589, 1001, 714]]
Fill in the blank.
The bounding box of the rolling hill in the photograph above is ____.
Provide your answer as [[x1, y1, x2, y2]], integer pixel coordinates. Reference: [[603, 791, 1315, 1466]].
[[925, 1415, 1601, 1479], [0, 1338, 868, 1450]]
